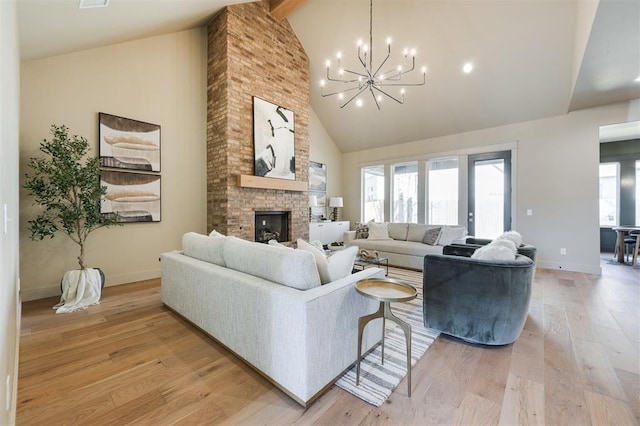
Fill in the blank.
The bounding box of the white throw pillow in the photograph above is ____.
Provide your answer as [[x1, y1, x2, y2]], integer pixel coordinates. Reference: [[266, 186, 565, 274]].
[[297, 239, 358, 284], [208, 229, 225, 238], [490, 238, 517, 254], [268, 239, 292, 249], [497, 230, 523, 247], [367, 222, 392, 240], [436, 225, 467, 246], [471, 238, 516, 261]]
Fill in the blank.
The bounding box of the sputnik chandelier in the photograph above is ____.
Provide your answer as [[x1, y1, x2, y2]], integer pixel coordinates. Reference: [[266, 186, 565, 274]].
[[320, 0, 426, 109]]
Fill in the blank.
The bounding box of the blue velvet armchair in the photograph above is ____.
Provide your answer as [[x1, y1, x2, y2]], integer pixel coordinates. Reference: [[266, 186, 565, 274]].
[[422, 243, 536, 346]]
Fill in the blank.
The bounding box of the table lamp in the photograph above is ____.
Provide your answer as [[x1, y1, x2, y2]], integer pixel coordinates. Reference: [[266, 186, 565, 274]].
[[329, 196, 343, 222], [309, 195, 318, 222]]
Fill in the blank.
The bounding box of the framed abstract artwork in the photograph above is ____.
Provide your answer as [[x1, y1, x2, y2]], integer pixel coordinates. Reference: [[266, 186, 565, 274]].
[[309, 161, 327, 192], [253, 97, 295, 180], [99, 112, 161, 172], [100, 170, 161, 223]]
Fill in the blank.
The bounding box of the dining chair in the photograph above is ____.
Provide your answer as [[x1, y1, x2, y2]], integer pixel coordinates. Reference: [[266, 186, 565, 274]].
[[629, 230, 639, 268]]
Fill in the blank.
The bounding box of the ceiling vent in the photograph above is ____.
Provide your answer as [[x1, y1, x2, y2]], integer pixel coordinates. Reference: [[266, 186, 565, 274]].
[[79, 0, 109, 9]]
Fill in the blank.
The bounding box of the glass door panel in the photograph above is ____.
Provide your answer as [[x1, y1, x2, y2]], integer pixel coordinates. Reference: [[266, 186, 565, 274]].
[[468, 151, 511, 238]]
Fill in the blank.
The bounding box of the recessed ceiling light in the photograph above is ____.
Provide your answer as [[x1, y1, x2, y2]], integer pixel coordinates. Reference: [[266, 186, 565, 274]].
[[463, 62, 474, 74], [79, 0, 109, 9], [634, 76, 640, 83]]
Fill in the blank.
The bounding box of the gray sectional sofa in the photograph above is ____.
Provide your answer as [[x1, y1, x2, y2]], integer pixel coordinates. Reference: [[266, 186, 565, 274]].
[[160, 232, 385, 407], [344, 222, 467, 270]]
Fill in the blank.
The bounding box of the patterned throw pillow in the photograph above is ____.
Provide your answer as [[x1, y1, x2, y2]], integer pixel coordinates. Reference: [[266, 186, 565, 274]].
[[422, 227, 441, 245], [367, 222, 392, 240], [355, 222, 369, 239]]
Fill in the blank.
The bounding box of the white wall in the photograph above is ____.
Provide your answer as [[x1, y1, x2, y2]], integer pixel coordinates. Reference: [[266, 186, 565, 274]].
[[309, 108, 343, 219], [0, 0, 21, 422], [19, 29, 208, 301], [342, 100, 640, 274]]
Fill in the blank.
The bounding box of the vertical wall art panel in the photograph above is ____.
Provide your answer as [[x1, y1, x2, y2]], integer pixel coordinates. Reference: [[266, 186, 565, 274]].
[[309, 161, 327, 191], [101, 170, 161, 222], [309, 161, 327, 220], [99, 112, 161, 172], [253, 97, 295, 180]]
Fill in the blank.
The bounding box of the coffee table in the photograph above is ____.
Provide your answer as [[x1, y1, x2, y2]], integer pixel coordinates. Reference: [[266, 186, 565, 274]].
[[353, 255, 389, 276], [355, 278, 418, 396]]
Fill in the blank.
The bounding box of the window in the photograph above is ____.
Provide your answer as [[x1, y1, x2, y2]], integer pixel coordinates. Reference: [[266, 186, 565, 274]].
[[362, 165, 385, 222], [392, 162, 418, 223], [599, 163, 619, 227], [427, 157, 458, 225]]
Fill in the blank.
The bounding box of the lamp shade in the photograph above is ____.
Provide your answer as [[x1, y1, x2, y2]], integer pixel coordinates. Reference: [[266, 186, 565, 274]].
[[309, 195, 318, 207], [329, 196, 343, 208]]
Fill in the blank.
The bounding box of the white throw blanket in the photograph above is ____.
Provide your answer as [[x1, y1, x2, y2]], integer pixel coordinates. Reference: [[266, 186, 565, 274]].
[[54, 268, 102, 314]]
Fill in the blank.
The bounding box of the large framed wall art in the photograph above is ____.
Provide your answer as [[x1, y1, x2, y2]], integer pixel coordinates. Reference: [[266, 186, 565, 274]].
[[253, 97, 295, 180], [99, 112, 161, 223], [100, 170, 161, 223], [99, 112, 161, 172]]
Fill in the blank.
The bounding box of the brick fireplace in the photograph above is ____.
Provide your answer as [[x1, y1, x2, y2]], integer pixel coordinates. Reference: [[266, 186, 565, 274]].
[[206, 1, 310, 243]]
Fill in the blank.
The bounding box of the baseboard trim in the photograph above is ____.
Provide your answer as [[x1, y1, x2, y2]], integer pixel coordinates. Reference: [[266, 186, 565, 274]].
[[21, 268, 161, 302], [11, 283, 21, 424], [536, 260, 601, 275]]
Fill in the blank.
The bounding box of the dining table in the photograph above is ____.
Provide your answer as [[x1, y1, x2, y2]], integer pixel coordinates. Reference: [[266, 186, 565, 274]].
[[612, 226, 640, 263]]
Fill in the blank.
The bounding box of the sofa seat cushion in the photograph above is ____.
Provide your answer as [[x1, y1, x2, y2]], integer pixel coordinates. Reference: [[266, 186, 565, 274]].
[[223, 237, 321, 290], [183, 232, 226, 267], [355, 239, 442, 257]]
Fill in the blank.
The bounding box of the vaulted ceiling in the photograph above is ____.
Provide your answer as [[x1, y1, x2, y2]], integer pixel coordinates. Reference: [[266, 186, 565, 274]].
[[17, 0, 640, 152]]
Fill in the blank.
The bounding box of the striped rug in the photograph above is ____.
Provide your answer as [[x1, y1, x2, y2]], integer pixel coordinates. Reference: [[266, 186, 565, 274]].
[[335, 267, 440, 406]]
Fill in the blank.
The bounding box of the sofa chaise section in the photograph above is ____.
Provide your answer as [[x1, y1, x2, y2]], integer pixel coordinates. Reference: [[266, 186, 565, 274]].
[[161, 233, 385, 407]]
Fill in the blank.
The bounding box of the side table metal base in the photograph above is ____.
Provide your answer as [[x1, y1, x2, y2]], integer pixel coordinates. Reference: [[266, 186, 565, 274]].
[[356, 300, 413, 396]]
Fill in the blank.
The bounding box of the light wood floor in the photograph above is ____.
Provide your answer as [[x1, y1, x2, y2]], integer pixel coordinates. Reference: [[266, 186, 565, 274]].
[[17, 261, 639, 425]]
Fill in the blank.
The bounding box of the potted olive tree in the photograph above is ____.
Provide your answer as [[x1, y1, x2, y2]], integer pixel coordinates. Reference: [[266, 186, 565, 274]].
[[24, 124, 120, 313]]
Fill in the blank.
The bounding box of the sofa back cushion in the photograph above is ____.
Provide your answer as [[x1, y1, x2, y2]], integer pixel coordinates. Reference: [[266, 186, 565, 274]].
[[406, 223, 431, 242], [388, 223, 409, 241], [224, 237, 321, 290], [183, 232, 226, 267]]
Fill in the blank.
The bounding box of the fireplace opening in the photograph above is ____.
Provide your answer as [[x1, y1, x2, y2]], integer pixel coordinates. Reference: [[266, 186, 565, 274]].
[[255, 211, 289, 243]]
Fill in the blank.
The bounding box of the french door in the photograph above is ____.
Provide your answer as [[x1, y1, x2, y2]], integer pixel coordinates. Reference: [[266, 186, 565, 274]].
[[467, 151, 512, 238]]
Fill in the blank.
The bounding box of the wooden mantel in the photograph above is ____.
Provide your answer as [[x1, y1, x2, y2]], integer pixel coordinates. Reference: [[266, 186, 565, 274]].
[[237, 174, 307, 192], [269, 0, 307, 20]]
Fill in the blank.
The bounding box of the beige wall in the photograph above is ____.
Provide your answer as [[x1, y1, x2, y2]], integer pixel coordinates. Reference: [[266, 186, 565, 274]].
[[19, 28, 208, 301], [309, 108, 343, 219], [342, 100, 640, 274], [0, 0, 21, 422]]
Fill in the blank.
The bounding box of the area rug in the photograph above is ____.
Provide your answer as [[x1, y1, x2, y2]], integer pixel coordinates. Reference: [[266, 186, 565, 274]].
[[335, 268, 440, 406]]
